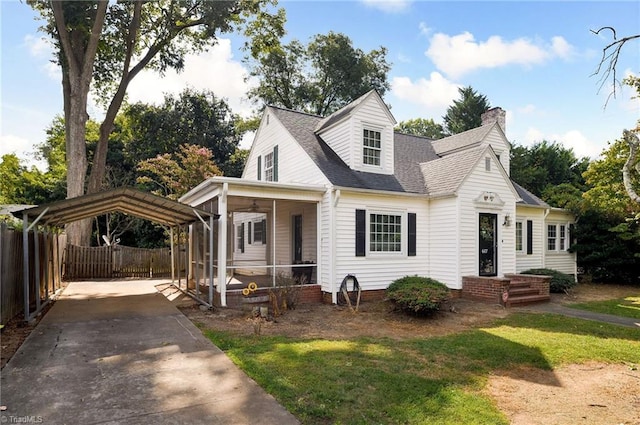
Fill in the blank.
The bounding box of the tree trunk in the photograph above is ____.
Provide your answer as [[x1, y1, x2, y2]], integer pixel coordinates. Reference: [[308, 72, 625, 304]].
[[52, 0, 108, 246]]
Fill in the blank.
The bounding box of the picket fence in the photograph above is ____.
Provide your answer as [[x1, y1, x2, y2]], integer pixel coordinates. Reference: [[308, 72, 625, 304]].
[[64, 244, 183, 280]]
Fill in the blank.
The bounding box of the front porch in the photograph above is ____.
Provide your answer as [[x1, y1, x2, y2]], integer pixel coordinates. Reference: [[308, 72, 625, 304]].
[[179, 177, 327, 307]]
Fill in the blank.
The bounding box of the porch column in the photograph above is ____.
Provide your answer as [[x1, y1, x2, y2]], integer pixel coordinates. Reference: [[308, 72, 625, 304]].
[[217, 183, 228, 306], [316, 200, 322, 290]]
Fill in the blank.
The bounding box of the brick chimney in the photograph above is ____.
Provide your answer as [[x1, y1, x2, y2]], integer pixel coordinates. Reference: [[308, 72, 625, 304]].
[[481, 107, 506, 133]]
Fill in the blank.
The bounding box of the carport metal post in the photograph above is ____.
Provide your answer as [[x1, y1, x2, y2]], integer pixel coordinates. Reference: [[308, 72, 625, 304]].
[[170, 227, 175, 282]]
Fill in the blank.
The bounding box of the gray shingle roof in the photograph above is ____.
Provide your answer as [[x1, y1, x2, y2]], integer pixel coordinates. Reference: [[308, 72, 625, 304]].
[[512, 181, 549, 207], [419, 146, 487, 197], [431, 124, 493, 155], [270, 106, 437, 194]]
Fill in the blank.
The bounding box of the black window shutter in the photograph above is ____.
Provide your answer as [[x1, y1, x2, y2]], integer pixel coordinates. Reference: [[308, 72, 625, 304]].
[[408, 213, 416, 256], [569, 223, 576, 246], [273, 145, 278, 182], [526, 220, 533, 255], [257, 156, 262, 180], [355, 209, 366, 257], [240, 223, 245, 253], [262, 219, 267, 245], [248, 222, 252, 244]]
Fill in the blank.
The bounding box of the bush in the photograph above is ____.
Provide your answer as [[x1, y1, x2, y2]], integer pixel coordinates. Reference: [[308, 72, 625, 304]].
[[521, 268, 576, 293], [386, 276, 450, 315]]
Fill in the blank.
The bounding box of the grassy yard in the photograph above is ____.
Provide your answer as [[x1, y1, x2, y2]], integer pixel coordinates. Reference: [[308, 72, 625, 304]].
[[202, 313, 640, 425], [569, 296, 640, 320]]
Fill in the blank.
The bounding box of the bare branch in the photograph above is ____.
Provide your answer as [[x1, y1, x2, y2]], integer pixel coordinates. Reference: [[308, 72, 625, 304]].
[[591, 26, 640, 106]]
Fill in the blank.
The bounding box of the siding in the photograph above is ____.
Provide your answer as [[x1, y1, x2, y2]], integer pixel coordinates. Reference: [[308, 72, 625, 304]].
[[515, 206, 545, 272], [232, 213, 267, 266], [244, 110, 329, 186], [482, 126, 511, 175], [456, 152, 517, 285], [351, 97, 395, 175], [319, 118, 353, 167], [544, 210, 577, 276], [272, 200, 318, 268], [332, 191, 429, 291], [427, 197, 459, 287]]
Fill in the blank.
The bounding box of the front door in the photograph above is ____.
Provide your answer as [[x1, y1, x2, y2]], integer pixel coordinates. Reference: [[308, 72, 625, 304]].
[[479, 213, 497, 276], [292, 214, 302, 263]]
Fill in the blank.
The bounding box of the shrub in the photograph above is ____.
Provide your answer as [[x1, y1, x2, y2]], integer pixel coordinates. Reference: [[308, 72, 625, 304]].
[[521, 268, 576, 293], [386, 276, 450, 315]]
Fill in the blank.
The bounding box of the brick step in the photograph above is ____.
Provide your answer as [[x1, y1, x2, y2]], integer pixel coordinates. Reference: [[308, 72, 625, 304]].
[[506, 294, 551, 307], [508, 287, 539, 297], [509, 281, 534, 288]]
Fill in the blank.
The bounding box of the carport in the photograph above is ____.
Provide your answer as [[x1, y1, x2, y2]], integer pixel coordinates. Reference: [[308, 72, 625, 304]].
[[14, 187, 219, 321]]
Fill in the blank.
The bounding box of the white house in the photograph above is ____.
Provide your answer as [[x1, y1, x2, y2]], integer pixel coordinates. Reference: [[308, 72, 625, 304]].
[[180, 90, 576, 306]]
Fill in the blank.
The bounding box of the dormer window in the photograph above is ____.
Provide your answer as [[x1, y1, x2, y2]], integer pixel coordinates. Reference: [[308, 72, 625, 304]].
[[363, 129, 381, 166]]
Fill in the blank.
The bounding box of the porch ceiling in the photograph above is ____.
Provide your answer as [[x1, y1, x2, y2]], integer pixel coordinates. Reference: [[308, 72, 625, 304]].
[[13, 187, 218, 227]]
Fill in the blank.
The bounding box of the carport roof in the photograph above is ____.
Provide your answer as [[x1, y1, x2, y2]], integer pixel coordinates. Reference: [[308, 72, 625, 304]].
[[13, 187, 218, 227]]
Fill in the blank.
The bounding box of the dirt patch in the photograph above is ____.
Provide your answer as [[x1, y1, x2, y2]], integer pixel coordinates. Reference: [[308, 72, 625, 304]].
[[487, 363, 640, 425], [177, 296, 510, 340], [1, 302, 53, 370]]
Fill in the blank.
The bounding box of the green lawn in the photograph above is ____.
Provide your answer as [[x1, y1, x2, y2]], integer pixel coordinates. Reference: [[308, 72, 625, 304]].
[[569, 296, 640, 320], [201, 313, 640, 425]]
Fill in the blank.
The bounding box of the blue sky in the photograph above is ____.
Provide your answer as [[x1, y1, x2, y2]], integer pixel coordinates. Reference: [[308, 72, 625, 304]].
[[1, 0, 639, 170]]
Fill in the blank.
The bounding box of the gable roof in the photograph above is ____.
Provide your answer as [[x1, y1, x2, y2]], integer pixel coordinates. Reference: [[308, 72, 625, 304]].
[[419, 146, 487, 197], [270, 106, 435, 194], [431, 123, 495, 155], [315, 90, 395, 133]]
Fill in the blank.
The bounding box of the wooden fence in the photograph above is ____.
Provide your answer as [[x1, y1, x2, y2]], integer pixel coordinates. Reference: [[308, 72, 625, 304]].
[[0, 224, 66, 325], [64, 244, 184, 280]]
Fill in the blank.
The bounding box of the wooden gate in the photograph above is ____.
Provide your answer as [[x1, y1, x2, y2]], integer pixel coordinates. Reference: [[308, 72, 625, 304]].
[[64, 244, 181, 280]]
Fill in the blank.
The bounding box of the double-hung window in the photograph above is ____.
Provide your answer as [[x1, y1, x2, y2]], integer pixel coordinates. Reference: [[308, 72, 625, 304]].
[[547, 223, 570, 252], [369, 213, 402, 253], [363, 129, 381, 166], [264, 152, 274, 181], [515, 221, 523, 252], [547, 224, 557, 251]]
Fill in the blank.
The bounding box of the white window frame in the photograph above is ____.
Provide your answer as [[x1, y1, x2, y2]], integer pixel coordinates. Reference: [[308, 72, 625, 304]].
[[368, 211, 403, 255], [362, 128, 381, 167], [264, 151, 274, 181], [547, 223, 569, 252], [236, 224, 243, 252], [515, 221, 523, 252]]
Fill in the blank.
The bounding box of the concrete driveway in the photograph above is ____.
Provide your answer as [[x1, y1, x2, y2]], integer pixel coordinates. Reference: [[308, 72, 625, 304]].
[[0, 280, 299, 424]]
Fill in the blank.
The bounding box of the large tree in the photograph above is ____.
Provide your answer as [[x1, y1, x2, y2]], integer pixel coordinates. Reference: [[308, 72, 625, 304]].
[[395, 118, 446, 139], [442, 86, 490, 135], [29, 0, 275, 245], [123, 89, 243, 176], [245, 31, 391, 116], [510, 140, 589, 203]]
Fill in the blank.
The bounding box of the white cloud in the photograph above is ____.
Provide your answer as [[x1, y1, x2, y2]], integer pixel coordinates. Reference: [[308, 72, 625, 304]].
[[426, 32, 574, 78], [391, 72, 460, 109], [24, 34, 61, 81], [0, 134, 46, 169], [126, 39, 255, 117], [24, 34, 52, 58], [523, 127, 602, 158], [418, 22, 432, 36], [361, 0, 411, 13]]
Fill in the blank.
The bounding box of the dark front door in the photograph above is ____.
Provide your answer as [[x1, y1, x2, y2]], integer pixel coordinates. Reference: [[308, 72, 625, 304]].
[[292, 214, 302, 263], [479, 213, 497, 276]]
